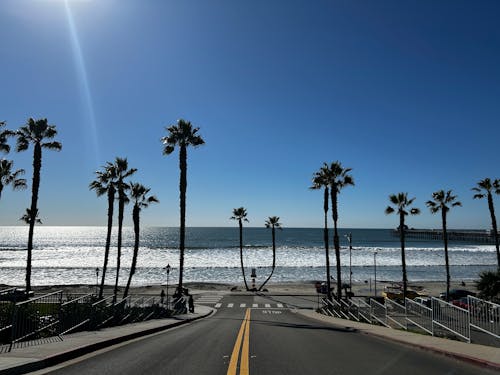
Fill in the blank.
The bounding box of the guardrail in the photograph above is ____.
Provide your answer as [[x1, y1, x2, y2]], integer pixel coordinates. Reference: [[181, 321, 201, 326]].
[[468, 295, 500, 339], [319, 295, 500, 346], [0, 291, 176, 352]]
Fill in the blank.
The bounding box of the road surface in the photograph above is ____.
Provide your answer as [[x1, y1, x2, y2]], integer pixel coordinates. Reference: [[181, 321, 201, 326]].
[[34, 294, 496, 375]]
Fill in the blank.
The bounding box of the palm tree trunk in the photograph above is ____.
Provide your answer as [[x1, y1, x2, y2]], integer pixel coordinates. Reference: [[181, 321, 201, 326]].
[[442, 210, 450, 302], [323, 187, 332, 300], [99, 187, 115, 299], [399, 212, 407, 300], [26, 143, 42, 292], [239, 220, 249, 290], [178, 145, 187, 294], [0, 185, 3, 200], [331, 187, 342, 301], [258, 226, 276, 291], [487, 193, 500, 269], [124, 205, 140, 299], [114, 187, 125, 300]]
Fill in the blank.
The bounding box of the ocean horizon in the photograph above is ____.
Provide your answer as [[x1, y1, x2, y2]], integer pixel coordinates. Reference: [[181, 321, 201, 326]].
[[0, 226, 497, 286]]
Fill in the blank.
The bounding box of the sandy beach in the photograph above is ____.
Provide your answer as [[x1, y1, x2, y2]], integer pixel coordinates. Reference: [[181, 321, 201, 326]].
[[2, 279, 479, 299]]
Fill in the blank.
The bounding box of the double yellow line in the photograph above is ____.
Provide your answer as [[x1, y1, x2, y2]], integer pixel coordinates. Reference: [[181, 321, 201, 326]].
[[227, 308, 251, 375]]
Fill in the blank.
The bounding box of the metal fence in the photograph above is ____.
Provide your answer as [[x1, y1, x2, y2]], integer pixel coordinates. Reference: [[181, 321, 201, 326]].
[[0, 291, 175, 352], [320, 295, 500, 346]]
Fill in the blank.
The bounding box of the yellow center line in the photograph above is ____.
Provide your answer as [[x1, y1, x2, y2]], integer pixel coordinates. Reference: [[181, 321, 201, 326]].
[[227, 308, 251, 375]]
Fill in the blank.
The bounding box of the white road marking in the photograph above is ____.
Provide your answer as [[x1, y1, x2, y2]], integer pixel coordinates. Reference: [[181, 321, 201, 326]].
[[215, 303, 222, 308], [277, 303, 284, 308], [240, 303, 246, 307], [252, 303, 258, 308], [228, 303, 234, 308], [265, 304, 271, 308]]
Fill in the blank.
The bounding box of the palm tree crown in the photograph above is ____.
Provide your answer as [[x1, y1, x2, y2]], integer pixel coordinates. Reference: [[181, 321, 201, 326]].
[[426, 190, 462, 214], [0, 121, 14, 154], [231, 207, 249, 222], [16, 118, 62, 153], [265, 216, 282, 229], [129, 182, 159, 209], [472, 178, 500, 268], [161, 119, 205, 155], [0, 159, 27, 200]]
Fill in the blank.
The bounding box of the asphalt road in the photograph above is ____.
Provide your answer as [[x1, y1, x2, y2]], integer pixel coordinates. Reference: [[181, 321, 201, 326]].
[[35, 294, 496, 375]]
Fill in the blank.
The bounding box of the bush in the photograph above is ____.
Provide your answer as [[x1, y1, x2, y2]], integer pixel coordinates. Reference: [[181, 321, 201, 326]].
[[476, 270, 500, 303]]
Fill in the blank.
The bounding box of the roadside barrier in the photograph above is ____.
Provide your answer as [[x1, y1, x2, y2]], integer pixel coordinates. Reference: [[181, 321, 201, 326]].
[[320, 294, 500, 346], [0, 291, 174, 352]]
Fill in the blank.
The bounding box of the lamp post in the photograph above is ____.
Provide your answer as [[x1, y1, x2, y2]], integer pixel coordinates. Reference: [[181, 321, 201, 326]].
[[374, 251, 378, 297], [95, 267, 99, 296], [165, 264, 171, 310], [345, 233, 353, 295]]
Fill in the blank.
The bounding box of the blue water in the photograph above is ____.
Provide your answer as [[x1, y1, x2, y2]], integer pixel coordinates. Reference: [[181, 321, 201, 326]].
[[0, 227, 497, 286]]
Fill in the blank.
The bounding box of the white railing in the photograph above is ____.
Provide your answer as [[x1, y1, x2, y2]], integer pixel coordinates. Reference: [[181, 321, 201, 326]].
[[385, 298, 407, 330], [353, 298, 371, 323], [405, 298, 433, 335], [370, 299, 389, 327], [468, 296, 500, 339], [431, 297, 470, 343]]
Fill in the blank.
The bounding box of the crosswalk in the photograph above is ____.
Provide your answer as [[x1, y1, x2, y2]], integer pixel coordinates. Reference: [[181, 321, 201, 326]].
[[195, 294, 224, 306], [194, 294, 287, 309]]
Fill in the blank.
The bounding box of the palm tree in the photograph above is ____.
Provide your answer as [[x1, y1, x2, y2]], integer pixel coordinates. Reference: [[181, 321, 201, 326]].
[[231, 207, 250, 291], [0, 159, 27, 201], [258, 216, 282, 291], [123, 183, 159, 298], [161, 119, 204, 293], [19, 208, 42, 224], [0, 121, 14, 154], [89, 163, 118, 299], [472, 178, 500, 269], [16, 118, 62, 291], [325, 161, 354, 300], [311, 166, 332, 300], [385, 193, 420, 300], [112, 157, 136, 300], [426, 190, 462, 302]]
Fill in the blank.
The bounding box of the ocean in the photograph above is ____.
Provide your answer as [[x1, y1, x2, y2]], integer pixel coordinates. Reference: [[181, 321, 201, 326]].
[[0, 227, 497, 286]]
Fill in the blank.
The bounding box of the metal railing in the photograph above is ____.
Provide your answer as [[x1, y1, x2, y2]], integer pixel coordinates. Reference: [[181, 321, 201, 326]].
[[468, 295, 500, 339], [385, 298, 407, 330], [60, 293, 95, 335], [9, 291, 63, 351], [370, 298, 388, 327], [405, 298, 433, 335], [431, 297, 470, 343]]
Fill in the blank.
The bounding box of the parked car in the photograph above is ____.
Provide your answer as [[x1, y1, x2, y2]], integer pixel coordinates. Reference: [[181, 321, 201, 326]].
[[439, 289, 476, 301], [451, 297, 470, 310], [413, 296, 431, 308]]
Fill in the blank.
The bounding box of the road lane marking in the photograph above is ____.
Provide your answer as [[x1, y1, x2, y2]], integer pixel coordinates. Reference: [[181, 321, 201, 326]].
[[240, 303, 246, 307], [227, 309, 250, 375], [215, 303, 222, 308], [264, 304, 271, 308], [240, 309, 251, 375], [252, 304, 258, 308], [228, 303, 234, 308], [277, 303, 284, 308]]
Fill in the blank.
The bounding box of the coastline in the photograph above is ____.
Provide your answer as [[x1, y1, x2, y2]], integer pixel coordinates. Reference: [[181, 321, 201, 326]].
[[2, 279, 478, 298]]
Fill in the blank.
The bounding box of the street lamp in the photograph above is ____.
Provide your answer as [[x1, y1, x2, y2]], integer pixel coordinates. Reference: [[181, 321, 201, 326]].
[[374, 251, 378, 297], [345, 233, 353, 295], [165, 264, 171, 309], [95, 267, 99, 296]]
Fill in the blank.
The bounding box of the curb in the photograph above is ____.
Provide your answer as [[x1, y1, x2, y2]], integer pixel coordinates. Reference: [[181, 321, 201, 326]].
[[1, 308, 215, 375]]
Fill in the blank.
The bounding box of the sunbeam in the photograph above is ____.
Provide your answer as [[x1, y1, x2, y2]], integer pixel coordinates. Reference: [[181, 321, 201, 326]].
[[64, 0, 100, 164]]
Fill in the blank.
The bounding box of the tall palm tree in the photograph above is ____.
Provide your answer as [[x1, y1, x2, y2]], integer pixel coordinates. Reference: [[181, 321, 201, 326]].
[[472, 178, 500, 269], [112, 157, 136, 299], [0, 159, 27, 201], [258, 216, 282, 291], [325, 161, 354, 300], [123, 183, 159, 298], [311, 166, 332, 299], [16, 118, 62, 291], [231, 207, 250, 291], [89, 163, 118, 299], [161, 119, 204, 293], [385, 192, 420, 300], [426, 190, 462, 302]]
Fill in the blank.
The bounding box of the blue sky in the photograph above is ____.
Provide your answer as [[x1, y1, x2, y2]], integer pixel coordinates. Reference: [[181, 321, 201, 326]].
[[0, 0, 499, 229]]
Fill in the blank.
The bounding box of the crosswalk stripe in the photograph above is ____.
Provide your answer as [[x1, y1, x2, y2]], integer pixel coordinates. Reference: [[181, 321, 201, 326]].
[[252, 304, 258, 308], [277, 303, 284, 308], [240, 303, 246, 307], [265, 304, 271, 308], [214, 303, 222, 308], [228, 303, 234, 308]]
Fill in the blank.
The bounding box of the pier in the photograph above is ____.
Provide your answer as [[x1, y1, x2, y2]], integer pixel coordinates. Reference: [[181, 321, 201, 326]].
[[392, 229, 497, 244]]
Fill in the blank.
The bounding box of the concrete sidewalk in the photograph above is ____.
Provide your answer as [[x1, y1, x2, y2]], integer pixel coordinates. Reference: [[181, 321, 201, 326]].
[[0, 305, 214, 375], [298, 309, 500, 371]]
